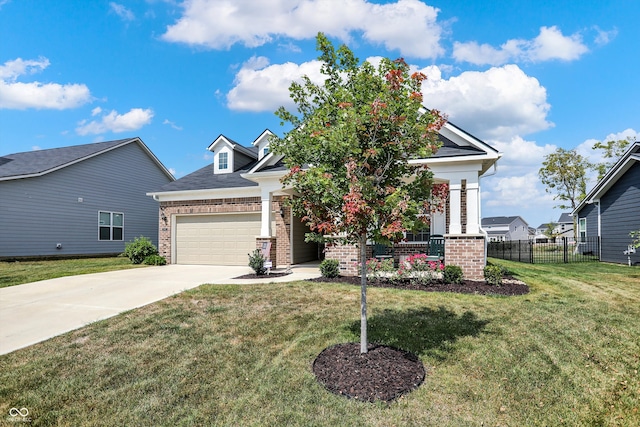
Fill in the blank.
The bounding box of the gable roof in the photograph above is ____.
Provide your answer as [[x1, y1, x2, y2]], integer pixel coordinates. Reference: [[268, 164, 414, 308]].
[[0, 138, 174, 182], [557, 213, 573, 223], [207, 134, 259, 159], [574, 141, 640, 215], [156, 121, 502, 194], [481, 216, 526, 226]]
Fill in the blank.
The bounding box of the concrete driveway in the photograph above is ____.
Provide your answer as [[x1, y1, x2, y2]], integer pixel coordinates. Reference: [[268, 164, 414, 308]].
[[0, 264, 320, 355]]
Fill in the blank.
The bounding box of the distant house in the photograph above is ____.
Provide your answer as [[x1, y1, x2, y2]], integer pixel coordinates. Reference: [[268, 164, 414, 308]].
[[0, 138, 174, 259], [148, 122, 502, 280], [573, 141, 640, 264], [481, 216, 530, 242], [534, 212, 574, 241]]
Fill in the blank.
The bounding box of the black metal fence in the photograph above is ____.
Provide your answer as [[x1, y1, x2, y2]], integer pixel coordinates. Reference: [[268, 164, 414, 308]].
[[487, 237, 600, 264]]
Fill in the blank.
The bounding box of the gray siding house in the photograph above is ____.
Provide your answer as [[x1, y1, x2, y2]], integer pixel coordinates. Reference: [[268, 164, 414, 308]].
[[574, 141, 640, 264], [0, 138, 174, 259], [482, 216, 530, 242]]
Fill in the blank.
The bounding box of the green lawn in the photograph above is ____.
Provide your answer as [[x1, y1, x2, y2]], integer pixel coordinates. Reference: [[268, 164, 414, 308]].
[[1, 260, 639, 426], [0, 257, 145, 288]]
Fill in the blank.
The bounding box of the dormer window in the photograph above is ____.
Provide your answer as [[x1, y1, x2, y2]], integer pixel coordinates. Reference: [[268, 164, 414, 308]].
[[263, 147, 269, 157], [219, 152, 228, 170]]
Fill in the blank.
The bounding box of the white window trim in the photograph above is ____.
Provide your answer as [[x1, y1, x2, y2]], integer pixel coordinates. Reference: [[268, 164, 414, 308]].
[[98, 211, 124, 241], [218, 152, 229, 170]]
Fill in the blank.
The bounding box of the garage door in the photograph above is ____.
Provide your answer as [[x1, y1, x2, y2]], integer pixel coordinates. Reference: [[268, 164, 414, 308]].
[[175, 213, 261, 265]]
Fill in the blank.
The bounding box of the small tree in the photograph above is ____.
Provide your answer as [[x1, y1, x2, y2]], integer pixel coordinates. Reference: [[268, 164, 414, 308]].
[[272, 33, 447, 353], [538, 148, 590, 240], [543, 221, 560, 241]]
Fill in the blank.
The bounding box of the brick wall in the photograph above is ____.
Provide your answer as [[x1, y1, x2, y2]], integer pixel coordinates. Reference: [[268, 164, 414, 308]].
[[444, 235, 485, 280], [324, 242, 360, 276]]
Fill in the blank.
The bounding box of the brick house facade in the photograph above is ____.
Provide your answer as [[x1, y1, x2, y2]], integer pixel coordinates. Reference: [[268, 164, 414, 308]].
[[148, 124, 502, 280]]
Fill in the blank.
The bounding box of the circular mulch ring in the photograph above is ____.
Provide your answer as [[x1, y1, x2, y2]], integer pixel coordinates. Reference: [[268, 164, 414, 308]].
[[312, 342, 425, 403]]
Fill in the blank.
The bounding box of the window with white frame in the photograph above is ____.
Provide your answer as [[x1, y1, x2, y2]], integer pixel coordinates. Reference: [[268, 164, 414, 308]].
[[578, 218, 587, 242], [99, 211, 124, 241], [218, 152, 228, 170]]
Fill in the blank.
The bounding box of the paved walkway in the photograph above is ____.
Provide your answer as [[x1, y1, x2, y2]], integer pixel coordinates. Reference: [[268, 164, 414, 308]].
[[0, 264, 320, 355]]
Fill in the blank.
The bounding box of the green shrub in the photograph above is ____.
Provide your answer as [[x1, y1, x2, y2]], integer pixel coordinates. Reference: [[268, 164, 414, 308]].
[[443, 265, 463, 284], [143, 255, 166, 266], [248, 249, 267, 275], [122, 236, 158, 264], [319, 259, 340, 278], [484, 265, 503, 286]]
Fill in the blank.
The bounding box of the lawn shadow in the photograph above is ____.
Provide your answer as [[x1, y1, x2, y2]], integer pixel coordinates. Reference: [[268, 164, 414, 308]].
[[348, 306, 489, 361]]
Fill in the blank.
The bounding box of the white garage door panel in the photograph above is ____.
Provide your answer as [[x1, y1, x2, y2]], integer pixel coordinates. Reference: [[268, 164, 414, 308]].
[[176, 214, 261, 265]]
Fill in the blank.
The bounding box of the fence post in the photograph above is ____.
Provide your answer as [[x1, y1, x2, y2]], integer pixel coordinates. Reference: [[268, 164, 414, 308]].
[[563, 237, 568, 263], [530, 240, 534, 264]]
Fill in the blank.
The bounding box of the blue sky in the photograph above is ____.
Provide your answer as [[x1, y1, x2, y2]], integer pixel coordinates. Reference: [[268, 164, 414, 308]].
[[1, 0, 638, 229]]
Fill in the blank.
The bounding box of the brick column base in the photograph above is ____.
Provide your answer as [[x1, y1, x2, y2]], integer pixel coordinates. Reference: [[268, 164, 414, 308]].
[[324, 242, 360, 276], [444, 234, 486, 280]]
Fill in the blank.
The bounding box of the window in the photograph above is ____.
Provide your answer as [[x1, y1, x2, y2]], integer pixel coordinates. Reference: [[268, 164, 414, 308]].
[[578, 218, 587, 242], [405, 226, 430, 243], [218, 152, 228, 170], [99, 211, 124, 241], [263, 147, 269, 156]]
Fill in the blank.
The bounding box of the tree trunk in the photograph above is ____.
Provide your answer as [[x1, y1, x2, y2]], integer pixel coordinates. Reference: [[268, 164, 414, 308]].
[[360, 233, 368, 354]]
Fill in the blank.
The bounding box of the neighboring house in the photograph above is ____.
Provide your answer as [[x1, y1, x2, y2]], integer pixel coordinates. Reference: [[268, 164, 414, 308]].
[[481, 216, 530, 242], [0, 138, 174, 259], [534, 213, 574, 241], [573, 141, 640, 264], [148, 123, 502, 279]]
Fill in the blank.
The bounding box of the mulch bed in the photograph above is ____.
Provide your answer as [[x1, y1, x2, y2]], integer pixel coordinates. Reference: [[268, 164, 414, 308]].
[[233, 272, 292, 279], [312, 342, 425, 403], [309, 275, 530, 296], [310, 275, 529, 402]]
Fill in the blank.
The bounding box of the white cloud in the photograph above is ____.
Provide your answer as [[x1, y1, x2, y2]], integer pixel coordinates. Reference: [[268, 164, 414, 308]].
[[0, 57, 91, 110], [76, 108, 154, 135], [91, 106, 102, 116], [421, 64, 553, 140], [453, 26, 589, 65], [227, 56, 324, 112], [163, 119, 183, 130], [109, 2, 135, 21], [162, 0, 444, 59], [593, 26, 618, 46]]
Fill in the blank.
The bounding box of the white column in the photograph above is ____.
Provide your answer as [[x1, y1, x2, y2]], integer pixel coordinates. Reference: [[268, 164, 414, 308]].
[[466, 178, 480, 234], [449, 178, 462, 234], [260, 188, 272, 237]]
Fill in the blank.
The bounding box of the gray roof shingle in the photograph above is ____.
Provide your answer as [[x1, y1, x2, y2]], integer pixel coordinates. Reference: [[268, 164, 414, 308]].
[[155, 163, 259, 192], [0, 138, 134, 179]]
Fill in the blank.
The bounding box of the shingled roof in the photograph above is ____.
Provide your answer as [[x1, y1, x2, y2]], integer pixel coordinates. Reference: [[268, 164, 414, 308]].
[[0, 138, 166, 181], [154, 162, 259, 192]]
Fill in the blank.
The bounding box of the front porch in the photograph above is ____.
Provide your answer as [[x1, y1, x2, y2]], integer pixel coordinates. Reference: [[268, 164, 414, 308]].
[[252, 174, 487, 281]]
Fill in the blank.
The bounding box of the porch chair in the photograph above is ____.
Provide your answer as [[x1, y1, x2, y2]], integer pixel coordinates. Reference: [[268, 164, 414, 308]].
[[425, 235, 444, 262], [373, 243, 394, 262]]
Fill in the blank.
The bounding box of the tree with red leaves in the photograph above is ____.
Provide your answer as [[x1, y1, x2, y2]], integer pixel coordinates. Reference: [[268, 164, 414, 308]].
[[272, 33, 447, 353]]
